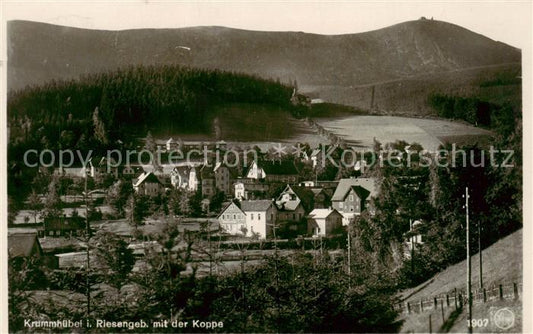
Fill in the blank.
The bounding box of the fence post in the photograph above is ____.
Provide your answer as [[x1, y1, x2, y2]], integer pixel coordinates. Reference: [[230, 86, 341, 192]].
[[420, 299, 424, 312], [459, 293, 463, 308], [499, 284, 504, 300], [440, 299, 445, 324], [514, 283, 519, 300], [434, 297, 438, 309], [483, 288, 487, 303], [429, 314, 432, 334], [446, 294, 450, 307], [407, 302, 411, 314], [454, 288, 458, 309]]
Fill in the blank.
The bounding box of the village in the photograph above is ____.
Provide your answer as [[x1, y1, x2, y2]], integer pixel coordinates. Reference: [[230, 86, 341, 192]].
[[8, 136, 415, 278]]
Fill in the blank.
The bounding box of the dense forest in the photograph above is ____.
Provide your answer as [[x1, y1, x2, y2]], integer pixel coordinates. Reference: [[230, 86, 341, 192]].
[[8, 65, 294, 153], [7, 65, 295, 205]]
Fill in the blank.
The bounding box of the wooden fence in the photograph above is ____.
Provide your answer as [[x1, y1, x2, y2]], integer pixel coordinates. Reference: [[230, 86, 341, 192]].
[[396, 282, 522, 315]]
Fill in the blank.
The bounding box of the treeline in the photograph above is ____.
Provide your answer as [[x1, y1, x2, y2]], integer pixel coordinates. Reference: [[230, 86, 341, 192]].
[[428, 93, 519, 137], [8, 65, 294, 152], [356, 134, 521, 288]]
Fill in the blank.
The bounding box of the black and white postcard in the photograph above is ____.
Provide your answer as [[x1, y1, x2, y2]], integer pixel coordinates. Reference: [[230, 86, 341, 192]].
[[1, 1, 531, 333]]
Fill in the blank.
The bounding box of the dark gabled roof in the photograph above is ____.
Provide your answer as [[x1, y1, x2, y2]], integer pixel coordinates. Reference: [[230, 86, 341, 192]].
[[291, 186, 316, 212], [332, 178, 377, 201], [311, 187, 333, 199], [240, 200, 275, 212], [258, 160, 298, 176], [133, 172, 162, 187], [346, 185, 370, 201], [8, 230, 43, 257]]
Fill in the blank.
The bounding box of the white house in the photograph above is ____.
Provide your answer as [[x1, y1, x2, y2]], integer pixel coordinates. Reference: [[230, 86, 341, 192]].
[[166, 138, 175, 151], [240, 200, 278, 239], [310, 149, 321, 168], [188, 167, 198, 192], [246, 161, 266, 179], [171, 165, 199, 191], [234, 181, 246, 200], [218, 202, 247, 235], [307, 208, 343, 237], [133, 172, 163, 197], [404, 220, 424, 258]]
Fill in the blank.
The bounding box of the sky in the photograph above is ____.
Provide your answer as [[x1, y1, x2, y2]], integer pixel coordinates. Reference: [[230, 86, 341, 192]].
[[1, 1, 532, 49]]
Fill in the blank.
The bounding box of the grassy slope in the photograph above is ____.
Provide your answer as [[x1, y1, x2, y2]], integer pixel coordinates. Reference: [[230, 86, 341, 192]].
[[400, 229, 522, 301], [304, 63, 521, 115], [398, 229, 522, 333]]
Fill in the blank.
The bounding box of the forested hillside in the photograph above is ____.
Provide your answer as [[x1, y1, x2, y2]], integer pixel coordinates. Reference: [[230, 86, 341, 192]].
[[8, 65, 294, 154]]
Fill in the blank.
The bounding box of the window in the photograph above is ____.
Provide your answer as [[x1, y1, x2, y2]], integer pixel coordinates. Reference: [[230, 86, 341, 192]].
[[258, 214, 261, 220], [251, 214, 254, 220], [233, 214, 236, 219], [339, 203, 344, 209], [350, 195, 354, 201], [293, 213, 296, 220]]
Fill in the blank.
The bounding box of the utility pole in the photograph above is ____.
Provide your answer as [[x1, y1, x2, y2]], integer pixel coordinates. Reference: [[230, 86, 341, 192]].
[[347, 223, 351, 288], [479, 222, 483, 290], [465, 187, 472, 334], [410, 219, 414, 274], [84, 163, 91, 321]]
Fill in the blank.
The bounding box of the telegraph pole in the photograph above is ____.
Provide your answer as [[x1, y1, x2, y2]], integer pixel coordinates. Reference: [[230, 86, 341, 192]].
[[479, 222, 483, 290], [84, 158, 93, 322], [410, 219, 414, 273], [347, 223, 351, 288], [465, 187, 472, 334]]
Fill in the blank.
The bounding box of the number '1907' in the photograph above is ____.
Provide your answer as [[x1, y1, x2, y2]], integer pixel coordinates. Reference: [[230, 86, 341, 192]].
[[468, 319, 489, 328]]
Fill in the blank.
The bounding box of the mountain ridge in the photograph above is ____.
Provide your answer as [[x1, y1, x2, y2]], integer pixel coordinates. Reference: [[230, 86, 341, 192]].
[[8, 19, 520, 93]]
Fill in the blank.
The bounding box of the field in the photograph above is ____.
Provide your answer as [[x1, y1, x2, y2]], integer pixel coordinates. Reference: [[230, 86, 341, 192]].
[[158, 102, 493, 151], [312, 115, 493, 151]]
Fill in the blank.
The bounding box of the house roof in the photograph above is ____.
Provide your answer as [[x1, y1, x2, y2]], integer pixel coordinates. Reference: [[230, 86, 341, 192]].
[[291, 186, 317, 211], [143, 164, 175, 176], [276, 185, 315, 212], [240, 200, 274, 212], [8, 230, 42, 257], [133, 172, 162, 187], [276, 199, 302, 211], [332, 178, 377, 201], [218, 201, 245, 218], [346, 185, 370, 201], [257, 160, 298, 176], [308, 208, 340, 219], [311, 187, 333, 200]]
